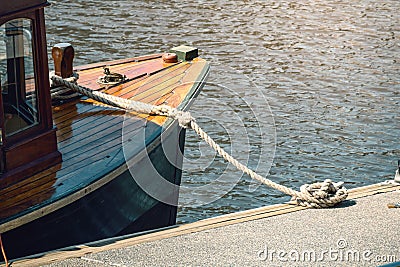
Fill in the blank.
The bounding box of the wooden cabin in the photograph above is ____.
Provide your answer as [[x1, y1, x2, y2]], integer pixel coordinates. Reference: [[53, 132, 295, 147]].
[[0, 0, 61, 185]]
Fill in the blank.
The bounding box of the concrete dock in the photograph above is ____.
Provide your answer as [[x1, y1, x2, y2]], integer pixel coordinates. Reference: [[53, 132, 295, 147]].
[[7, 182, 400, 267]]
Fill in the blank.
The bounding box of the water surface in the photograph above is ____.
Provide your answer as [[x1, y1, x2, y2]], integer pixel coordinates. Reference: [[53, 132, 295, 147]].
[[45, 0, 399, 223]]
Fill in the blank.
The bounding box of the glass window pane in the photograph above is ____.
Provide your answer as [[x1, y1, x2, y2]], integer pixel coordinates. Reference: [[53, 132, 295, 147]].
[[0, 18, 39, 136]]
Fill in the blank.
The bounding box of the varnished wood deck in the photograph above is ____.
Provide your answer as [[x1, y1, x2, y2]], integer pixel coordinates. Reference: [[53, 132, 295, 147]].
[[0, 54, 209, 233]]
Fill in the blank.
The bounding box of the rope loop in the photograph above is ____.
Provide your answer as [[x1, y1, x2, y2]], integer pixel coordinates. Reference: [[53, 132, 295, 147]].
[[50, 74, 348, 208], [292, 179, 348, 208], [50, 72, 80, 99]]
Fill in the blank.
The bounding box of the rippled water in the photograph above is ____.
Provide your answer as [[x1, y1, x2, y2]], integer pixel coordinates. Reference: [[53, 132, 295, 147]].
[[45, 0, 399, 223]]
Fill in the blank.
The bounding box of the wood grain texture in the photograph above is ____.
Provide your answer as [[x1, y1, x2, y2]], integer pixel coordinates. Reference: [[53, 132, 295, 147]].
[[0, 55, 209, 231]]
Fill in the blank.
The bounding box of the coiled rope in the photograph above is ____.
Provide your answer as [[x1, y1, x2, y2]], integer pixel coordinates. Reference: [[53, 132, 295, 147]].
[[51, 75, 348, 208]]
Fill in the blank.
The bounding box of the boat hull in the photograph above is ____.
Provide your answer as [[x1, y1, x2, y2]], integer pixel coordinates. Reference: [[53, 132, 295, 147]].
[[2, 121, 186, 260]]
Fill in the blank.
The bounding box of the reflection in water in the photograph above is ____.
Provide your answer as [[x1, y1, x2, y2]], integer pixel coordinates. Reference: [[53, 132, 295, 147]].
[[45, 0, 399, 223]]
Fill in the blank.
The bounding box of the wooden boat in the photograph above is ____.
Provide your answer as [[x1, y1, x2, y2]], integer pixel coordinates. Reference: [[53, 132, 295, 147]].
[[0, 0, 209, 260]]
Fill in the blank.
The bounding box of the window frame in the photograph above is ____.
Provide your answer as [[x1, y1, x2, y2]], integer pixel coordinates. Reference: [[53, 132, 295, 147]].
[[1, 18, 41, 137], [0, 9, 52, 147]]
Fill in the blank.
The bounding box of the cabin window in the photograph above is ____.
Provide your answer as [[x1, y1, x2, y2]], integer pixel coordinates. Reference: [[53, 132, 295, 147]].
[[0, 18, 39, 138]]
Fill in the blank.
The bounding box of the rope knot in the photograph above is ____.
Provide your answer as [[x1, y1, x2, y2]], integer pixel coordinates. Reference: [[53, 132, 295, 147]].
[[50, 72, 79, 86], [50, 73, 80, 99], [151, 105, 195, 128], [291, 179, 348, 208]]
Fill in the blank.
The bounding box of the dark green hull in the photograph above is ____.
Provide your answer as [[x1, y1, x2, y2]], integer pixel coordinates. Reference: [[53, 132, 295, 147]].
[[2, 120, 186, 260]]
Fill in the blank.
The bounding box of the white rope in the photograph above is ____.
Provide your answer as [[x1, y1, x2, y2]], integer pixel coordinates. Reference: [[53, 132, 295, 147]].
[[51, 74, 348, 208], [50, 71, 80, 99]]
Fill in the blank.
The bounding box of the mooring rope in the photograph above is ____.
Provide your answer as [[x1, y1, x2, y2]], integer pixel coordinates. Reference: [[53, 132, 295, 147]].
[[0, 234, 9, 267], [51, 75, 348, 208]]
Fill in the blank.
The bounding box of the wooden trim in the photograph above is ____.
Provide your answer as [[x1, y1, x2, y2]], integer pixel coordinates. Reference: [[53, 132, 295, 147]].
[[74, 54, 164, 72], [0, 2, 48, 23], [3, 128, 59, 168], [35, 8, 53, 129]]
